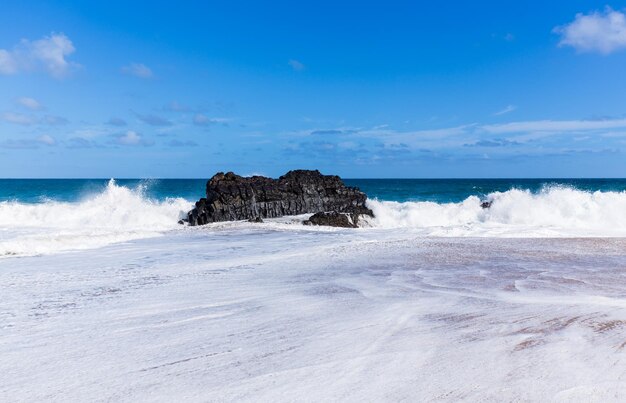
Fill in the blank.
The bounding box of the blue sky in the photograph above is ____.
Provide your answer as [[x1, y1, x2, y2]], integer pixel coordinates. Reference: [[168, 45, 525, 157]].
[[2, 1, 626, 178]]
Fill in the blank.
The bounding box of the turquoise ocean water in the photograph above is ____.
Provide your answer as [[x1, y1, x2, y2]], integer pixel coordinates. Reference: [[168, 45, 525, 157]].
[[2, 178, 626, 203]]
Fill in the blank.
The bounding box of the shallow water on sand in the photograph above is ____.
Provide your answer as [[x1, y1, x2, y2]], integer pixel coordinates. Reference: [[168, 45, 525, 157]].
[[1, 227, 625, 401]]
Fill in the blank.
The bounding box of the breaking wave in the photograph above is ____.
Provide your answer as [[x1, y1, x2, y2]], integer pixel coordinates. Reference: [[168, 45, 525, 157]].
[[367, 186, 626, 237], [0, 179, 192, 257], [3, 182, 626, 257]]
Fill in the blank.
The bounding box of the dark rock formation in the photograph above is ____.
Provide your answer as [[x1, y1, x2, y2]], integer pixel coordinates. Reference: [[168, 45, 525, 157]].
[[186, 170, 373, 226], [480, 201, 492, 209], [248, 217, 264, 223], [303, 211, 359, 228]]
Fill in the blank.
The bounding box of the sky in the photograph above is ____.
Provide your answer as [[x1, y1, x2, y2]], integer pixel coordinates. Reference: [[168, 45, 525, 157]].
[[2, 1, 626, 178]]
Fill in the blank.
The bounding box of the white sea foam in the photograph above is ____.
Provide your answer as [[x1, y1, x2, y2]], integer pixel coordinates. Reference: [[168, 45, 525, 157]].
[[2, 230, 625, 401], [2, 184, 626, 257], [0, 179, 192, 257], [367, 186, 626, 237], [2, 184, 626, 400]]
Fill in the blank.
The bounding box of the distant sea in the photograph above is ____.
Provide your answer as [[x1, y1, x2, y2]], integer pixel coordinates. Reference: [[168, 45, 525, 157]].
[[2, 178, 626, 203]]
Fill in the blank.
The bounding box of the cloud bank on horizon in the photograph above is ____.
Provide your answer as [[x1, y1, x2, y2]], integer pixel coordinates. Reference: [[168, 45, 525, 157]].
[[1, 1, 626, 178]]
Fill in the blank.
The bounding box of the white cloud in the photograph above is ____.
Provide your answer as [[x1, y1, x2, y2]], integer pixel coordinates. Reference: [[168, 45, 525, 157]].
[[483, 118, 626, 133], [121, 63, 153, 78], [307, 117, 626, 153], [193, 114, 231, 126], [118, 130, 142, 145], [0, 33, 78, 78], [72, 126, 111, 139], [30, 34, 77, 77], [362, 125, 474, 141], [17, 97, 44, 110], [288, 59, 305, 71], [494, 105, 517, 116], [112, 130, 154, 146], [0, 50, 18, 74], [37, 134, 56, 146], [0, 112, 37, 125], [555, 7, 626, 54], [0, 112, 68, 126], [340, 124, 477, 151], [0, 135, 57, 149]]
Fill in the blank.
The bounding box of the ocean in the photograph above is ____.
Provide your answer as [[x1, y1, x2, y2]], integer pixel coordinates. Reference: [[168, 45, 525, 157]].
[[2, 178, 626, 401], [3, 177, 626, 203], [2, 177, 626, 257]]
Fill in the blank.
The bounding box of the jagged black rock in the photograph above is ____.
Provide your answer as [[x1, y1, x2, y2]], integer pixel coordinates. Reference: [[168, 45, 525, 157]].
[[185, 170, 373, 227]]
